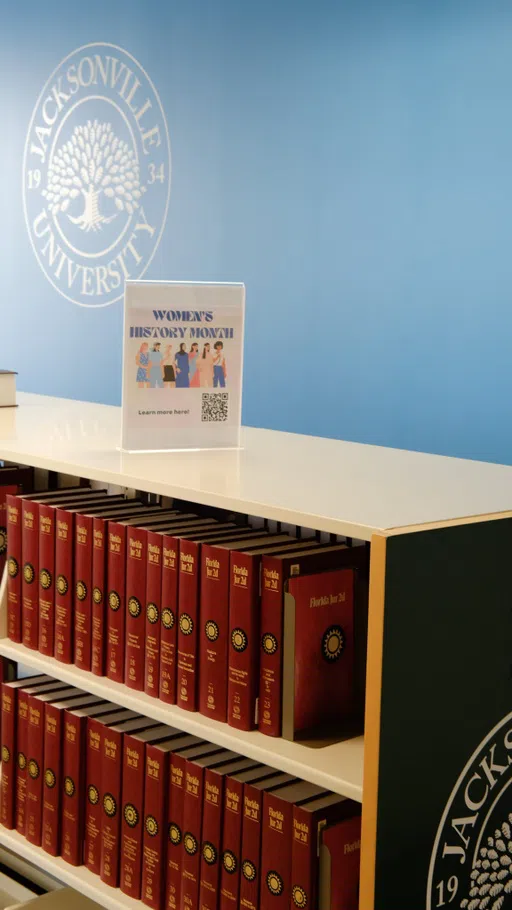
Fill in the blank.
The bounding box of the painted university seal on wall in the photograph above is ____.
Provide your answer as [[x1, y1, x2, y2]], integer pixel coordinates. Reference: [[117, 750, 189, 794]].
[[23, 43, 171, 307], [427, 711, 512, 910]]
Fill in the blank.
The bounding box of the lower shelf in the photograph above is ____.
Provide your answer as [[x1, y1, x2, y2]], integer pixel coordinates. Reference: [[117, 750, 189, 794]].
[[0, 825, 140, 910], [0, 637, 364, 801]]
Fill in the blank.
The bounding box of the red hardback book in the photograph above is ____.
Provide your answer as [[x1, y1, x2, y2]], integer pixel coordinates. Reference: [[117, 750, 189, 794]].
[[75, 500, 143, 671], [124, 517, 197, 691], [61, 701, 136, 866], [144, 530, 164, 698], [42, 694, 105, 857], [54, 496, 125, 664], [90, 503, 153, 676], [100, 716, 162, 887], [164, 740, 223, 910], [219, 765, 282, 910], [158, 521, 229, 705], [319, 814, 361, 910], [120, 724, 177, 900], [40, 493, 124, 659], [38, 503, 58, 656], [16, 680, 70, 835], [175, 524, 240, 711], [0, 466, 33, 578], [25, 686, 85, 846], [291, 794, 359, 910], [260, 782, 329, 910], [20, 489, 98, 650], [227, 538, 300, 732], [283, 568, 355, 739], [83, 710, 147, 877], [125, 526, 151, 691], [142, 733, 205, 910], [106, 510, 181, 683], [7, 488, 86, 642], [6, 494, 22, 642], [144, 520, 216, 699], [0, 484, 19, 581], [84, 709, 136, 876], [199, 762, 274, 910], [181, 752, 255, 910], [239, 773, 297, 910], [198, 532, 286, 722], [259, 545, 366, 737], [21, 498, 40, 650], [1, 675, 51, 829]]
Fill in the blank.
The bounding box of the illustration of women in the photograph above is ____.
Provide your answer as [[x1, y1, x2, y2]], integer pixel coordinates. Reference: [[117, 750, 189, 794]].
[[135, 342, 150, 388], [189, 343, 200, 388], [148, 342, 164, 388], [162, 345, 176, 388], [197, 343, 214, 387], [175, 343, 190, 388]]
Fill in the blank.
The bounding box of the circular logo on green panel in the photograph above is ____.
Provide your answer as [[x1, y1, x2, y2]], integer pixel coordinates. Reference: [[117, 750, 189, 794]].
[[427, 711, 512, 910]]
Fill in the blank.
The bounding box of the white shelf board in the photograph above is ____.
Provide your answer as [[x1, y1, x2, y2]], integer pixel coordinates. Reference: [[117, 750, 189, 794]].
[[0, 825, 140, 910], [1, 393, 512, 539], [0, 638, 363, 802]]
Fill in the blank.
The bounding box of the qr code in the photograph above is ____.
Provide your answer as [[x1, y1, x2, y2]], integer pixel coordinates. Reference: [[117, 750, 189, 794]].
[[201, 392, 229, 422]]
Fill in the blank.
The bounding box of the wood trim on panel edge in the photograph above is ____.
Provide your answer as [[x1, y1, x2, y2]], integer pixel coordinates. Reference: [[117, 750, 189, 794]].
[[359, 533, 387, 910]]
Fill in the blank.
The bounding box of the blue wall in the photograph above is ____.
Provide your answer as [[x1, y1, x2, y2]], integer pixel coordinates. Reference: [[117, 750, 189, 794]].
[[2, 0, 512, 463]]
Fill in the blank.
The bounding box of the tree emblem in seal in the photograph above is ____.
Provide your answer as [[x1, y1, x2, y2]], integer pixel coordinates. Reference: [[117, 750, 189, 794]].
[[23, 43, 171, 308]]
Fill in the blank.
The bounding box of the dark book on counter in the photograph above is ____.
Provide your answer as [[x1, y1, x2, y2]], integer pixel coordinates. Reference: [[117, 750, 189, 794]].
[[0, 371, 17, 408]]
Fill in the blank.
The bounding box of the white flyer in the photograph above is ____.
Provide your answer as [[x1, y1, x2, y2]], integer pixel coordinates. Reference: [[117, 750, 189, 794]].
[[121, 280, 245, 451]]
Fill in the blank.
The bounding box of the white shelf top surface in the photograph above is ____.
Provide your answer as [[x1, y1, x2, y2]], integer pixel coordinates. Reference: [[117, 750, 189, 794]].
[[1, 392, 512, 539], [0, 638, 364, 802], [0, 825, 141, 910]]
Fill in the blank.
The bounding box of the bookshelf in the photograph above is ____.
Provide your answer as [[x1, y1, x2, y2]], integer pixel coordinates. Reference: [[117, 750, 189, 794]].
[[2, 392, 512, 909]]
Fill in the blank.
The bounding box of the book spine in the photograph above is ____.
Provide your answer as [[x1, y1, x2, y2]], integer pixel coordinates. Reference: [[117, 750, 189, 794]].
[[42, 704, 63, 856], [177, 539, 200, 711], [38, 504, 56, 656], [144, 532, 162, 697], [6, 495, 22, 642], [321, 816, 361, 909], [84, 717, 103, 874], [1, 685, 16, 828], [25, 695, 45, 845], [290, 805, 317, 910], [258, 557, 285, 737], [199, 544, 231, 721], [219, 776, 244, 910], [54, 510, 74, 664], [228, 552, 260, 731], [75, 515, 93, 670], [100, 727, 123, 886], [198, 770, 224, 910], [239, 783, 264, 910], [0, 485, 18, 595], [120, 734, 146, 899], [15, 692, 30, 834], [91, 519, 107, 676], [165, 753, 186, 910], [141, 745, 169, 909], [21, 500, 39, 650], [125, 527, 147, 690], [260, 792, 293, 910], [159, 537, 179, 704], [181, 762, 205, 910], [106, 523, 126, 682], [61, 713, 85, 866]]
